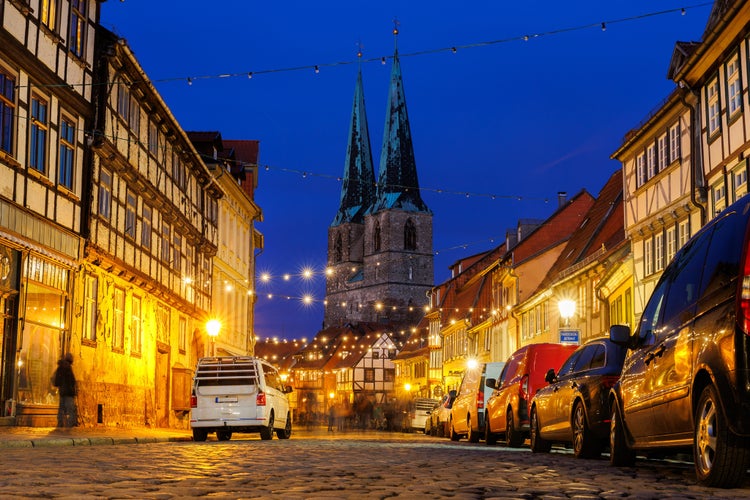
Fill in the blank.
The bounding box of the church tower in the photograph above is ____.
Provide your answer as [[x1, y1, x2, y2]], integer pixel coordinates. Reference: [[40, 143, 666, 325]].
[[325, 34, 433, 328]]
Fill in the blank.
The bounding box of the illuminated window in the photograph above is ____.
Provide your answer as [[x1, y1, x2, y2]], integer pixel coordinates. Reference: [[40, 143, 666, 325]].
[[83, 274, 98, 342], [69, 0, 86, 58], [98, 169, 112, 219], [41, 0, 56, 30], [131, 295, 142, 354], [727, 54, 742, 117]]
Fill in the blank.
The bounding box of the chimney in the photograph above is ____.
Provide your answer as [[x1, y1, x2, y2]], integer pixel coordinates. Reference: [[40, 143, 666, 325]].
[[558, 191, 568, 207]]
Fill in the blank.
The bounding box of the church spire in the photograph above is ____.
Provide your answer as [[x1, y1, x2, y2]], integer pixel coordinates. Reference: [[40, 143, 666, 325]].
[[332, 49, 375, 226], [370, 25, 430, 214]]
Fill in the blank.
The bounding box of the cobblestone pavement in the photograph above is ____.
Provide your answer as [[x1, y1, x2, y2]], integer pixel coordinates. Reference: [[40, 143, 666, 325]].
[[0, 427, 747, 499]]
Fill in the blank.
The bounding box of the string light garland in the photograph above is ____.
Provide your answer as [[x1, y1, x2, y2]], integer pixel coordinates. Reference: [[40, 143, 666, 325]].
[[17, 3, 710, 92]]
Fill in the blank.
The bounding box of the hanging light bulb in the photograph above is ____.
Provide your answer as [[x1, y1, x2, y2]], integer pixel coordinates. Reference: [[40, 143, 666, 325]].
[[247, 72, 253, 79], [381, 56, 386, 65], [187, 77, 193, 86], [601, 22, 606, 31], [314, 65, 320, 74], [451, 47, 457, 54], [681, 8, 686, 15]]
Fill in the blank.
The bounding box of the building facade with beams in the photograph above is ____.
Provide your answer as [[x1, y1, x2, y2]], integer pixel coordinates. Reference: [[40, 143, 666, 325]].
[[611, 0, 750, 322], [188, 132, 263, 358], [325, 41, 433, 331], [0, 0, 101, 424], [71, 27, 223, 429]]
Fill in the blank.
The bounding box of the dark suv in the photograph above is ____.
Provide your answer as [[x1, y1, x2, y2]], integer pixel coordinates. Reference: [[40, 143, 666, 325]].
[[608, 193, 750, 488]]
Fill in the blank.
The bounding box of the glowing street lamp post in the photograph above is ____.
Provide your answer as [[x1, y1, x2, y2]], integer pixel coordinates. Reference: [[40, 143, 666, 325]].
[[206, 319, 221, 356]]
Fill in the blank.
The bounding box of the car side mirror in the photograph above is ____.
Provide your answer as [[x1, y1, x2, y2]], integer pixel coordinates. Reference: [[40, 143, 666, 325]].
[[283, 385, 293, 394], [485, 378, 496, 389], [609, 324, 631, 345], [544, 368, 556, 384]]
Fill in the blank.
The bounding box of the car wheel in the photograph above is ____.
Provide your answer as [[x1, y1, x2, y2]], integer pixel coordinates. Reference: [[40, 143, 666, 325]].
[[506, 409, 523, 448], [277, 413, 292, 439], [449, 418, 460, 441], [530, 407, 551, 453], [609, 402, 635, 467], [694, 384, 750, 488], [467, 415, 480, 443], [216, 430, 232, 441], [192, 428, 208, 442], [260, 411, 275, 440], [573, 401, 599, 458], [485, 420, 498, 445]]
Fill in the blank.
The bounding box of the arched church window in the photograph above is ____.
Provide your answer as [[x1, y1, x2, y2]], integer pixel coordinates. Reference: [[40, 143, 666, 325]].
[[404, 219, 417, 251], [374, 221, 381, 252], [334, 234, 343, 262]]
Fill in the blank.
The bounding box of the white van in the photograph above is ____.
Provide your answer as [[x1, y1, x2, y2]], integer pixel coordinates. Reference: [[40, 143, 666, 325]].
[[190, 356, 293, 441], [409, 397, 439, 433]]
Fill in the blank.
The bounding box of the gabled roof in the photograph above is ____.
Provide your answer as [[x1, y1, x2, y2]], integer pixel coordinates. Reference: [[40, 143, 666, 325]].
[[253, 338, 305, 371], [534, 169, 625, 293], [504, 189, 596, 266]]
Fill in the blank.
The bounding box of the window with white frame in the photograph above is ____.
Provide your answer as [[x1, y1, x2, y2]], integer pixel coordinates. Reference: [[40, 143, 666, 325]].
[[644, 238, 653, 276], [0, 69, 14, 155], [666, 226, 676, 263], [669, 123, 681, 162], [647, 144, 656, 179], [727, 54, 742, 117], [141, 205, 152, 249], [707, 77, 721, 136], [658, 134, 668, 172], [58, 116, 75, 189], [161, 223, 171, 263], [29, 96, 48, 173], [83, 273, 98, 341], [125, 191, 136, 239], [678, 219, 690, 248], [654, 232, 664, 272], [636, 154, 646, 187], [733, 167, 747, 201], [131, 295, 142, 354], [148, 120, 159, 156], [113, 286, 125, 350], [98, 168, 112, 219], [173, 233, 182, 272], [712, 182, 726, 217]]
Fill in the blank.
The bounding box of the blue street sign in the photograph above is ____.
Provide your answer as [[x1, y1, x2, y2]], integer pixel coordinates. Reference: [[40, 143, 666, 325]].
[[559, 329, 580, 344]]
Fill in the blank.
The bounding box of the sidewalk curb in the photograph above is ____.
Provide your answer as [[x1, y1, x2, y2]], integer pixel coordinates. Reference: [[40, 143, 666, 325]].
[[0, 434, 194, 448]]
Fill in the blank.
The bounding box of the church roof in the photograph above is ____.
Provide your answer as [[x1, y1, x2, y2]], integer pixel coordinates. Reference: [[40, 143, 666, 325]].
[[370, 48, 431, 215], [332, 68, 376, 226]]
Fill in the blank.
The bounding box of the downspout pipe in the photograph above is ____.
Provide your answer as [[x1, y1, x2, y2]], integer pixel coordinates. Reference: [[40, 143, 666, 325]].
[[679, 84, 707, 226]]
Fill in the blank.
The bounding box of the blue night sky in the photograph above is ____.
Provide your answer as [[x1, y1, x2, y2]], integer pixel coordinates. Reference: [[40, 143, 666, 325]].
[[102, 1, 711, 341]]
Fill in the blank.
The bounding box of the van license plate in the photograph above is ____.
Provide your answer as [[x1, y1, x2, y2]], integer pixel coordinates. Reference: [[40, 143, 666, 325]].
[[215, 397, 238, 403]]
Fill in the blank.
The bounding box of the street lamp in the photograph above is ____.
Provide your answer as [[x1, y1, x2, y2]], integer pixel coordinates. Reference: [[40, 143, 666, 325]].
[[558, 299, 576, 327], [206, 319, 221, 356]]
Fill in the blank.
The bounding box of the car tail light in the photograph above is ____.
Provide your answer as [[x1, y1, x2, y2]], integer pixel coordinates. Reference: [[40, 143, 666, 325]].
[[741, 235, 750, 334], [601, 375, 619, 389], [256, 392, 267, 406], [190, 394, 197, 408], [476, 389, 484, 409], [520, 374, 529, 400]]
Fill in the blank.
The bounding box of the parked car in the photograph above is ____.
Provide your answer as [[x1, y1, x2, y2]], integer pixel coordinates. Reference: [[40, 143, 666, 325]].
[[485, 343, 577, 447], [449, 361, 505, 442], [408, 397, 439, 433], [529, 336, 627, 458], [426, 390, 456, 437], [608, 193, 750, 488], [190, 356, 293, 441]]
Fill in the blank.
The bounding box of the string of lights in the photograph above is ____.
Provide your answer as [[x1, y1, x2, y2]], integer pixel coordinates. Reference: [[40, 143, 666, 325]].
[[15, 3, 710, 91]]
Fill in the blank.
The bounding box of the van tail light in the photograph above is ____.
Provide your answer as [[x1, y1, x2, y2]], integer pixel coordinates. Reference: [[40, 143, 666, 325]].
[[190, 394, 197, 408], [256, 392, 267, 406], [520, 374, 529, 400], [601, 375, 619, 389], [476, 390, 484, 409]]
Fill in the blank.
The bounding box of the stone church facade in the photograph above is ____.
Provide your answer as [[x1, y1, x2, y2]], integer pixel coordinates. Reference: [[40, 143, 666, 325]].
[[325, 38, 433, 329]]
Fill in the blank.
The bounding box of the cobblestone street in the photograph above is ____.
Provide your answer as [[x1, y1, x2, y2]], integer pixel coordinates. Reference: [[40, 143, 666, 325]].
[[0, 429, 746, 499]]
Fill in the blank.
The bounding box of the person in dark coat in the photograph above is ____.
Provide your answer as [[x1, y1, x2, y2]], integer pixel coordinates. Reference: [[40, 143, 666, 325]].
[[53, 352, 77, 427]]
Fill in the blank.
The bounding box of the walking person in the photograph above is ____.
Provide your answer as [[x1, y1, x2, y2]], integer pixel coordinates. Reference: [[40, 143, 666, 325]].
[[52, 352, 77, 427]]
